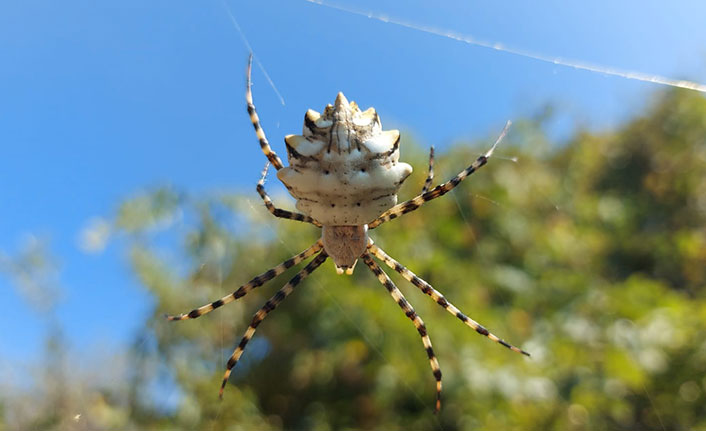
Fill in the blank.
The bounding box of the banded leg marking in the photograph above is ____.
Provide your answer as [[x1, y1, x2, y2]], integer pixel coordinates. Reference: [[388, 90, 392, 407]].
[[219, 251, 328, 397], [257, 162, 322, 227], [361, 253, 442, 413], [166, 240, 323, 321], [246, 54, 284, 170], [368, 121, 511, 229], [421, 146, 435, 194], [368, 243, 529, 356]]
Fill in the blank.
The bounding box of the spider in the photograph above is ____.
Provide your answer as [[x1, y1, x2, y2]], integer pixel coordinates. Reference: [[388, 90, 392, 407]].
[[167, 55, 529, 413]]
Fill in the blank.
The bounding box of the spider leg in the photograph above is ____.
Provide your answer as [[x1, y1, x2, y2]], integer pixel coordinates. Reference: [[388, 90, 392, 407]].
[[421, 146, 435, 194], [219, 250, 328, 397], [166, 240, 323, 321], [368, 243, 530, 356], [256, 162, 322, 227], [246, 54, 284, 171], [368, 121, 510, 229], [361, 253, 442, 414]]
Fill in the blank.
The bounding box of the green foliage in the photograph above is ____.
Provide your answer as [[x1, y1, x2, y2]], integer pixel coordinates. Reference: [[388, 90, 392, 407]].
[[5, 89, 706, 430]]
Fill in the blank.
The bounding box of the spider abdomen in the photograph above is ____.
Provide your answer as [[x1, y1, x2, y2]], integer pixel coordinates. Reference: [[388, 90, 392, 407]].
[[277, 92, 412, 225]]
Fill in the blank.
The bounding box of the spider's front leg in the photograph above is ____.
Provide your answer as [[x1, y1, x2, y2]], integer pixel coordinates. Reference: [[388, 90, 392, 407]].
[[368, 121, 511, 229], [362, 253, 443, 413], [246, 54, 284, 170], [368, 242, 529, 356], [257, 162, 322, 227]]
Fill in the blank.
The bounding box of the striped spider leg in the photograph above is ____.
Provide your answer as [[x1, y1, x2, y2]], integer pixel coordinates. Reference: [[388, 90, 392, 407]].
[[421, 146, 435, 194], [367, 242, 530, 356], [248, 54, 321, 228], [166, 240, 323, 321], [257, 162, 322, 227], [219, 251, 328, 396], [361, 253, 443, 413], [246, 54, 284, 171], [368, 121, 511, 229]]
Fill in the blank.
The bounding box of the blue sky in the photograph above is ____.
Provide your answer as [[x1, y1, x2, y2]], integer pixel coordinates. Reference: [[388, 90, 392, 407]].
[[1, 0, 705, 375]]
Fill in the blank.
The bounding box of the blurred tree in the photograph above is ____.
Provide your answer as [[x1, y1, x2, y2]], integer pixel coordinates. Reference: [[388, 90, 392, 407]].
[[0, 238, 70, 430], [1, 241, 134, 430]]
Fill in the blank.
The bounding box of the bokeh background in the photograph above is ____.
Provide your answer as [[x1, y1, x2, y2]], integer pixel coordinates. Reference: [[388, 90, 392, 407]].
[[2, 1, 706, 429]]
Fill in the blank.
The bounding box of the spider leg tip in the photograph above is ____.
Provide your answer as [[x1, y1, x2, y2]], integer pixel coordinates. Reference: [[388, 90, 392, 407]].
[[259, 162, 270, 180], [514, 346, 531, 357], [510, 344, 531, 357]]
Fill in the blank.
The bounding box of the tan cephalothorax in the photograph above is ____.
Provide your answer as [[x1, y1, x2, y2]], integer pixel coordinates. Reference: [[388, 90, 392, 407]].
[[321, 224, 368, 274], [167, 55, 528, 414]]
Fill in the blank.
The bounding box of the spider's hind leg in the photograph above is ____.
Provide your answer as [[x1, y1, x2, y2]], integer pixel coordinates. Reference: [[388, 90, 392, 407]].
[[166, 240, 324, 321], [257, 162, 322, 227], [219, 251, 328, 397], [368, 243, 530, 357], [362, 253, 443, 413]]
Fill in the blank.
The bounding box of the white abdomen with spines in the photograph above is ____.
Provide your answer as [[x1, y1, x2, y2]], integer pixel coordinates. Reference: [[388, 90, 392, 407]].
[[277, 93, 413, 226]]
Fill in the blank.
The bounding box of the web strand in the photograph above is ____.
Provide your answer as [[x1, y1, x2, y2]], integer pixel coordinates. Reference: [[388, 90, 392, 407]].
[[304, 0, 706, 93], [220, 0, 286, 105]]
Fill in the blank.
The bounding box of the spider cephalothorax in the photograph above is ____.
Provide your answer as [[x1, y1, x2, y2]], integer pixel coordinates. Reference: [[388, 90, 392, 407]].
[[167, 55, 529, 413]]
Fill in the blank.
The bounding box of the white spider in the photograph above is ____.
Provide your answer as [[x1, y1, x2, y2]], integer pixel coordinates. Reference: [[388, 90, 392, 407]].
[[167, 55, 528, 413]]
